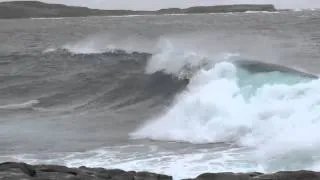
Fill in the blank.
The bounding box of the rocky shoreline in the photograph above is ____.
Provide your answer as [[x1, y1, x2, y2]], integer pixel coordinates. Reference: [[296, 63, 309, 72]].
[[0, 1, 276, 19], [0, 162, 319, 180]]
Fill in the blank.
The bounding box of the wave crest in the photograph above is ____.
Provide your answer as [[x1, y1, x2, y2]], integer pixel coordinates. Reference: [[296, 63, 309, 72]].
[[0, 100, 39, 110]]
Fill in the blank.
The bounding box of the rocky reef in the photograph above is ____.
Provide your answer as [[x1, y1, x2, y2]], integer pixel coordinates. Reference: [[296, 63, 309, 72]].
[[0, 1, 276, 19], [1, 162, 320, 180]]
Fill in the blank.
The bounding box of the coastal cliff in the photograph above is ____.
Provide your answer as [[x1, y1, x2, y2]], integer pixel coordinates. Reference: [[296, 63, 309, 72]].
[[0, 162, 319, 180], [0, 1, 276, 19], [157, 4, 276, 14]]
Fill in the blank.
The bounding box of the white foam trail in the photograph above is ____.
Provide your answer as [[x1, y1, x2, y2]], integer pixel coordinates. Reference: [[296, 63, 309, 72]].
[[0, 145, 263, 179], [44, 33, 154, 55], [42, 48, 57, 53], [0, 100, 39, 110], [108, 14, 161, 18], [59, 34, 121, 54], [292, 8, 303, 12], [31, 17, 65, 20], [245, 11, 280, 14], [61, 42, 118, 54]]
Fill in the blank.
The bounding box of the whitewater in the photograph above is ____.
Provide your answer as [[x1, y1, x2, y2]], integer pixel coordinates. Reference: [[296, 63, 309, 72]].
[[1, 9, 320, 179]]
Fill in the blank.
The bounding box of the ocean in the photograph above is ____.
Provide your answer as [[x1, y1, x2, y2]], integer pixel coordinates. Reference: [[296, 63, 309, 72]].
[[0, 10, 320, 179]]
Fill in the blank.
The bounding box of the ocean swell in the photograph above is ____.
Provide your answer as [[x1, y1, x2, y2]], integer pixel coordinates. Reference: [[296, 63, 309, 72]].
[[8, 35, 320, 159], [2, 34, 320, 173]]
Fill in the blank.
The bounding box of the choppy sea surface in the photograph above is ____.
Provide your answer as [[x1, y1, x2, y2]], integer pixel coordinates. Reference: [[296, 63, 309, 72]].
[[1, 10, 320, 179]]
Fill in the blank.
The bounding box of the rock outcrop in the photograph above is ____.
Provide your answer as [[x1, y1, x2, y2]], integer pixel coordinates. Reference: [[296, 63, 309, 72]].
[[0, 162, 172, 180], [1, 162, 320, 180], [0, 1, 276, 19]]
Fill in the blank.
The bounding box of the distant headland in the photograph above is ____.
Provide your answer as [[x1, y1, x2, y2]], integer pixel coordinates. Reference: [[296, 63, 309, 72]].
[[0, 1, 277, 19]]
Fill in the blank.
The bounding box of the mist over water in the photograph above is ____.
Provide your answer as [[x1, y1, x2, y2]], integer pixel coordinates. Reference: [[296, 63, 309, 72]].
[[1, 10, 320, 179]]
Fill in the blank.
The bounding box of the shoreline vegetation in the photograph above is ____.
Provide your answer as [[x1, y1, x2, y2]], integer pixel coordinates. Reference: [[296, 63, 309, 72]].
[[0, 1, 277, 19], [0, 162, 319, 180]]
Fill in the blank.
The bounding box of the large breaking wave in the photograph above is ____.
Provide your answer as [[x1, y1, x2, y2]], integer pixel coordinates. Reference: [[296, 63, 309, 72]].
[[12, 36, 320, 171], [119, 39, 320, 170]]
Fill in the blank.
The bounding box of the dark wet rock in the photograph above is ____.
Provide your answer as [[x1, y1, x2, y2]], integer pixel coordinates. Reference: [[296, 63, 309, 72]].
[[195, 172, 263, 180], [35, 165, 79, 175], [79, 167, 119, 179], [0, 167, 33, 180], [158, 174, 173, 180], [134, 172, 172, 180], [1, 162, 320, 180], [0, 162, 36, 177], [0, 162, 173, 180], [79, 167, 128, 179], [33, 171, 77, 180], [112, 173, 135, 180], [103, 169, 127, 178], [252, 171, 320, 180]]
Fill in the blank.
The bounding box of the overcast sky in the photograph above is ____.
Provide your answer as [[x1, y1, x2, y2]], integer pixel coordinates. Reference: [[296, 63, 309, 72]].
[[5, 0, 320, 10]]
